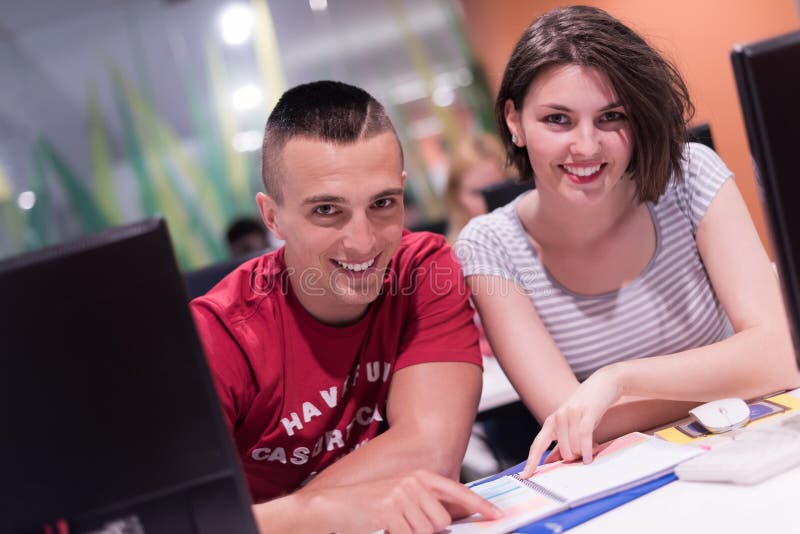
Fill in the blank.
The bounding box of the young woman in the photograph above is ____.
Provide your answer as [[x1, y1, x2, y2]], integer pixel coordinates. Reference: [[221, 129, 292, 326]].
[[456, 5, 800, 476]]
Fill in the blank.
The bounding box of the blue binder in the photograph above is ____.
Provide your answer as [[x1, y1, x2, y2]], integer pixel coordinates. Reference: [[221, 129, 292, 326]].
[[468, 460, 676, 533]]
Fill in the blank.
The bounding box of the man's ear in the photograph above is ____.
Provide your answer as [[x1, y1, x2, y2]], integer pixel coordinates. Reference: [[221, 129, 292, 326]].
[[256, 192, 286, 241], [504, 99, 525, 147], [401, 170, 407, 189]]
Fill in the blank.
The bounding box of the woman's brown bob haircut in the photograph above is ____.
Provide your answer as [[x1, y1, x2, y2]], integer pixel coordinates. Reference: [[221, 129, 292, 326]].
[[496, 5, 694, 203]]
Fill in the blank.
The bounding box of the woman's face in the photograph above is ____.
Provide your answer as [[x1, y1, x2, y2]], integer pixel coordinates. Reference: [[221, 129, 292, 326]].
[[458, 158, 506, 217], [505, 64, 634, 207]]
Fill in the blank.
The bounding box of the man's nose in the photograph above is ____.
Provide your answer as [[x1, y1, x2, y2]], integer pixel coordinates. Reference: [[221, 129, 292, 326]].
[[342, 213, 376, 254]]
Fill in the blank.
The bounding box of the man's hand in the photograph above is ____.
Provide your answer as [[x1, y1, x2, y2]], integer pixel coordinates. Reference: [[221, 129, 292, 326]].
[[254, 469, 503, 534]]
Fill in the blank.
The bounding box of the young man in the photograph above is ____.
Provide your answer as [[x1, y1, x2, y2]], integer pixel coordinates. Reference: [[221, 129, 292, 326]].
[[191, 81, 497, 531]]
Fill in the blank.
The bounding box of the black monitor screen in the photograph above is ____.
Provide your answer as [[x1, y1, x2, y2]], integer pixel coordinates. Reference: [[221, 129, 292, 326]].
[[732, 30, 800, 361], [481, 179, 535, 213], [0, 219, 256, 534]]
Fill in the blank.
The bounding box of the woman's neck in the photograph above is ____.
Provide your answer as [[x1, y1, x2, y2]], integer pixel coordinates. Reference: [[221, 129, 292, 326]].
[[519, 179, 640, 251]]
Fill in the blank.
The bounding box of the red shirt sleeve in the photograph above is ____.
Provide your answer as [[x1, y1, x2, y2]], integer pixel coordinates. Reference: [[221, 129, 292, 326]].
[[395, 235, 482, 370], [190, 299, 256, 431]]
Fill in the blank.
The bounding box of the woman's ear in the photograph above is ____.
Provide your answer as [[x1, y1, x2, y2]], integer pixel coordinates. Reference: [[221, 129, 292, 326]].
[[504, 99, 525, 147], [256, 192, 285, 241]]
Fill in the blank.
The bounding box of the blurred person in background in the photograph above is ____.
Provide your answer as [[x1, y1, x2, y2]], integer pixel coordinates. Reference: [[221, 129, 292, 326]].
[[444, 133, 539, 479], [225, 216, 271, 257], [444, 132, 514, 243]]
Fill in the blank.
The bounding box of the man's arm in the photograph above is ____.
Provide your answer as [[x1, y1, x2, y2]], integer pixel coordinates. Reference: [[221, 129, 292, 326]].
[[253, 470, 502, 534], [305, 236, 483, 489], [306, 361, 482, 489]]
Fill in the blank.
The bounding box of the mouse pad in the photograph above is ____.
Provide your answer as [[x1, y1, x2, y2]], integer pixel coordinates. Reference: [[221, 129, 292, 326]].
[[676, 399, 788, 438]]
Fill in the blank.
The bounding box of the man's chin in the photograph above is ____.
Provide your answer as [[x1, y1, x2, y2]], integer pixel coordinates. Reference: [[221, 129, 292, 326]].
[[331, 283, 382, 307]]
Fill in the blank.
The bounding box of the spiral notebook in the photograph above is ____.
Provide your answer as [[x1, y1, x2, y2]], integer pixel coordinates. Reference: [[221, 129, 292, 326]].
[[448, 432, 703, 533]]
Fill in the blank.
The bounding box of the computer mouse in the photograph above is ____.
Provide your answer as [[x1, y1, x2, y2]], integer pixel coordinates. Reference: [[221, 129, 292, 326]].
[[689, 398, 750, 433]]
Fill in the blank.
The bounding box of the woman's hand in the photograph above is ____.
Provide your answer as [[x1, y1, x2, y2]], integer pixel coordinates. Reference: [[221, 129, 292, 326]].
[[520, 365, 623, 478]]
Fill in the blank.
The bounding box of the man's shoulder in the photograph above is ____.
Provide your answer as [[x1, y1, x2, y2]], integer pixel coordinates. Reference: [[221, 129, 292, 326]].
[[381, 230, 466, 303], [392, 230, 452, 268], [190, 248, 287, 325]]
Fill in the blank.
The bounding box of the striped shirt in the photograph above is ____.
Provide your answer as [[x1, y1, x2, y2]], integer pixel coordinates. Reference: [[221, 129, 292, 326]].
[[456, 143, 734, 380]]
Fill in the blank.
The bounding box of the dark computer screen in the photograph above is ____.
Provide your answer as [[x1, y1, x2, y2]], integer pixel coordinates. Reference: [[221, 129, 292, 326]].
[[0, 219, 257, 534], [183, 249, 264, 299], [688, 122, 715, 151], [732, 30, 800, 361], [481, 179, 535, 213]]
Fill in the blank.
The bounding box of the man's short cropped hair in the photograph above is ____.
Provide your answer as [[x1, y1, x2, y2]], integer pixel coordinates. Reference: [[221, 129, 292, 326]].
[[261, 80, 402, 203]]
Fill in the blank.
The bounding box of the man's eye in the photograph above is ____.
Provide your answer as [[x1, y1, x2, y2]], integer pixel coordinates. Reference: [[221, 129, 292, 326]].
[[314, 205, 337, 216], [373, 198, 394, 209]]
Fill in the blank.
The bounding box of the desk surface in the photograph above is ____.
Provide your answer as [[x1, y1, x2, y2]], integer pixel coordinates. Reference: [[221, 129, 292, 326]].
[[569, 388, 800, 533], [478, 371, 800, 532], [570, 465, 799, 533]]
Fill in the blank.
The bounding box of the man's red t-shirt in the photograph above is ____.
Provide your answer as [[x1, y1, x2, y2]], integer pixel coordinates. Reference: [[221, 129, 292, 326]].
[[191, 231, 481, 502]]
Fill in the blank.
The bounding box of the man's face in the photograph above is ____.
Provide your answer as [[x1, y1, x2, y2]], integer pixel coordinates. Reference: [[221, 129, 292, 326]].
[[258, 132, 405, 325]]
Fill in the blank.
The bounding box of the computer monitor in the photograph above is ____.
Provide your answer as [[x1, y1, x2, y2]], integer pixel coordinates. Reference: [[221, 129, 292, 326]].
[[481, 179, 535, 213], [688, 122, 715, 151], [183, 249, 265, 299], [732, 29, 800, 361], [0, 219, 257, 534]]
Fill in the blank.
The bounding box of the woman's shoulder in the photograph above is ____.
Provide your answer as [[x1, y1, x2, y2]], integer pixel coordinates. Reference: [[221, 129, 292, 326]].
[[683, 141, 730, 172], [660, 142, 733, 230], [458, 200, 523, 244], [455, 199, 531, 275], [663, 143, 732, 195]]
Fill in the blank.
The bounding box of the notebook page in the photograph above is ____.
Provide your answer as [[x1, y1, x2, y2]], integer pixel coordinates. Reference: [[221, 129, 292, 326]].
[[447, 476, 566, 533], [529, 432, 703, 506]]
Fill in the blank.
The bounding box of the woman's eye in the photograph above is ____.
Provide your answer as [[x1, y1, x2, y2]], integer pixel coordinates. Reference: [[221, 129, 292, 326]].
[[314, 205, 337, 216], [544, 114, 569, 125], [601, 111, 627, 122]]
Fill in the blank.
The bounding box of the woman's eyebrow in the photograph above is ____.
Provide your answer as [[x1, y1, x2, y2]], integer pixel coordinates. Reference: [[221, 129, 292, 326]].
[[537, 100, 623, 112]]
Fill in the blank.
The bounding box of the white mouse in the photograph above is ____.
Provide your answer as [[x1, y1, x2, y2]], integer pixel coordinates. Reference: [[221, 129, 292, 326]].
[[689, 398, 751, 433]]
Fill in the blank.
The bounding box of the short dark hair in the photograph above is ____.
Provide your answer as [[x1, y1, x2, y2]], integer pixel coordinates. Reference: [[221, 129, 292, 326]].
[[261, 80, 402, 203], [496, 5, 694, 203]]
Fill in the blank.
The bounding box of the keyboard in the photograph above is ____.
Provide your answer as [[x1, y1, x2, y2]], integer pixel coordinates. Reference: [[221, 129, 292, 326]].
[[675, 412, 800, 485]]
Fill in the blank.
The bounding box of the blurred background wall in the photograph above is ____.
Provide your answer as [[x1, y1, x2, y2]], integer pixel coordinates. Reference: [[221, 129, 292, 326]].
[[0, 0, 496, 269], [0, 0, 797, 269]]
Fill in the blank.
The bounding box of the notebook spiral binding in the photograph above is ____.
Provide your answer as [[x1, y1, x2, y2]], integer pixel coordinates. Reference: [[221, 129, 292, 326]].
[[511, 473, 567, 503]]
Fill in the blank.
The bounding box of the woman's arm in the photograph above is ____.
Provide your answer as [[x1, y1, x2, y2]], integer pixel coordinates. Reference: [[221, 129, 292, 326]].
[[467, 274, 578, 423], [605, 179, 800, 400], [520, 179, 800, 474], [469, 276, 702, 439]]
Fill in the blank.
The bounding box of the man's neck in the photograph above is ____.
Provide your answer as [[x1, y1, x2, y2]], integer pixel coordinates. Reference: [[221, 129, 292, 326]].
[[287, 274, 370, 327]]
